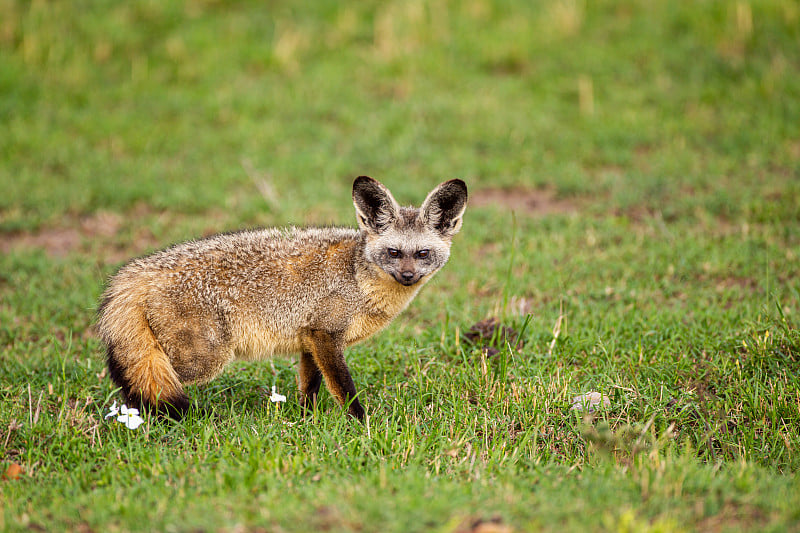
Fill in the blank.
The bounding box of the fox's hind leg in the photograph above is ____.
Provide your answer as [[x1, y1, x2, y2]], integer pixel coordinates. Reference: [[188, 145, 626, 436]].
[[298, 351, 323, 412], [99, 290, 190, 419], [105, 339, 190, 420]]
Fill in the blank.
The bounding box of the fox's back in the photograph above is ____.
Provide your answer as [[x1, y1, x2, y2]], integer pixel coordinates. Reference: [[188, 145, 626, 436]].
[[143, 225, 358, 286], [142, 226, 365, 303]]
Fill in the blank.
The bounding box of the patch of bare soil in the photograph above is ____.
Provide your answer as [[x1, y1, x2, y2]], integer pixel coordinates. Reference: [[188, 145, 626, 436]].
[[0, 227, 84, 258], [0, 208, 160, 264], [695, 503, 769, 533], [470, 186, 578, 216], [463, 317, 524, 357], [453, 516, 512, 533]]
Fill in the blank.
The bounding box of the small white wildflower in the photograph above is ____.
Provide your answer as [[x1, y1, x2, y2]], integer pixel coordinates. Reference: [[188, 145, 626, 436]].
[[116, 404, 145, 430], [104, 400, 120, 419], [269, 386, 286, 403]]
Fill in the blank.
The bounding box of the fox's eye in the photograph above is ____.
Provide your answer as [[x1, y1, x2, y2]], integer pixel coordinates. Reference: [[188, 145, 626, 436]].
[[387, 248, 400, 258], [417, 249, 429, 259]]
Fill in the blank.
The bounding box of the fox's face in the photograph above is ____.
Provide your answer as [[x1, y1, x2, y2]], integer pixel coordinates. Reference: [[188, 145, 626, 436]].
[[353, 177, 468, 287], [364, 213, 453, 286]]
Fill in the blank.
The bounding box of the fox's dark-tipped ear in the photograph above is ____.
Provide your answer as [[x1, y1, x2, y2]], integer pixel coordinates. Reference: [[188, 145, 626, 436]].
[[420, 179, 468, 238], [352, 176, 401, 235]]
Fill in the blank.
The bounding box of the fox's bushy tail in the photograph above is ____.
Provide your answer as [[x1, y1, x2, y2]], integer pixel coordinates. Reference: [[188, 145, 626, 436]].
[[97, 279, 189, 419]]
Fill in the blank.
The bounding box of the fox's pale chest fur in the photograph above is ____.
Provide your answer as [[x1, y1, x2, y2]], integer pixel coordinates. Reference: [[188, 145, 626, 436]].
[[97, 176, 467, 420]]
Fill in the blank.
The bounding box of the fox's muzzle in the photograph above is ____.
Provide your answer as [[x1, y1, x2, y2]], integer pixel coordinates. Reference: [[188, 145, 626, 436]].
[[394, 271, 421, 286]]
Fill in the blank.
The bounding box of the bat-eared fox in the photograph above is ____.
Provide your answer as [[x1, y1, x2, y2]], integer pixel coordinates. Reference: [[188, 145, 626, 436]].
[[97, 177, 468, 420]]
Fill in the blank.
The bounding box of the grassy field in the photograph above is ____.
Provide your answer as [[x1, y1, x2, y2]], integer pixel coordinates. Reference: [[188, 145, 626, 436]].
[[1, 0, 800, 531]]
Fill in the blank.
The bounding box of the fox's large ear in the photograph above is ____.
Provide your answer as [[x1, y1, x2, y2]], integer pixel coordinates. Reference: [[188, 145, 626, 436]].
[[420, 179, 468, 238], [352, 176, 401, 235]]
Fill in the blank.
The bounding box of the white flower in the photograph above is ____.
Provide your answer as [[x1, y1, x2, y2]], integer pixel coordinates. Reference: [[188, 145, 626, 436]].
[[104, 400, 120, 419], [269, 386, 286, 403], [105, 401, 144, 429], [111, 404, 146, 430], [117, 404, 145, 430]]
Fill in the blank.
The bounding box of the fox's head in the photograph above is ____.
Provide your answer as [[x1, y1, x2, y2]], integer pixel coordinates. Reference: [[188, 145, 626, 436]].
[[353, 176, 468, 286]]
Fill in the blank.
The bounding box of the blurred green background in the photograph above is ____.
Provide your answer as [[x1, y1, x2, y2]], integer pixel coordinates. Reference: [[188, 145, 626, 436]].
[[2, 0, 797, 231]]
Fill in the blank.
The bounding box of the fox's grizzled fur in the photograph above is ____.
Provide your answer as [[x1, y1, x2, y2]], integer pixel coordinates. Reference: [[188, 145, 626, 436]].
[[97, 176, 468, 420]]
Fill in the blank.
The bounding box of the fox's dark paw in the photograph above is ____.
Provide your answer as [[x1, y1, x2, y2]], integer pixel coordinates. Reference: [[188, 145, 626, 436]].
[[348, 400, 365, 422]]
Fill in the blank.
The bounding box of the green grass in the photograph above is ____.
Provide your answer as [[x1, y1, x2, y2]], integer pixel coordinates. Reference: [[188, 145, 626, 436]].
[[2, 0, 800, 531]]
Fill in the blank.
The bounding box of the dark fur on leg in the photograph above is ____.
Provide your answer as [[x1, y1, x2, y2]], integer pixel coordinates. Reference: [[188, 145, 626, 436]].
[[299, 351, 323, 413], [302, 329, 365, 421]]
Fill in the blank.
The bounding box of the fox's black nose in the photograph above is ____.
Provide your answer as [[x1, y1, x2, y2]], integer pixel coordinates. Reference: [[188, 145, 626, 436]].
[[400, 271, 415, 282]]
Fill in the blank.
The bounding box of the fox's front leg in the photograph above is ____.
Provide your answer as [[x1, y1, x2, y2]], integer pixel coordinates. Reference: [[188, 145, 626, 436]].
[[300, 329, 365, 421]]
